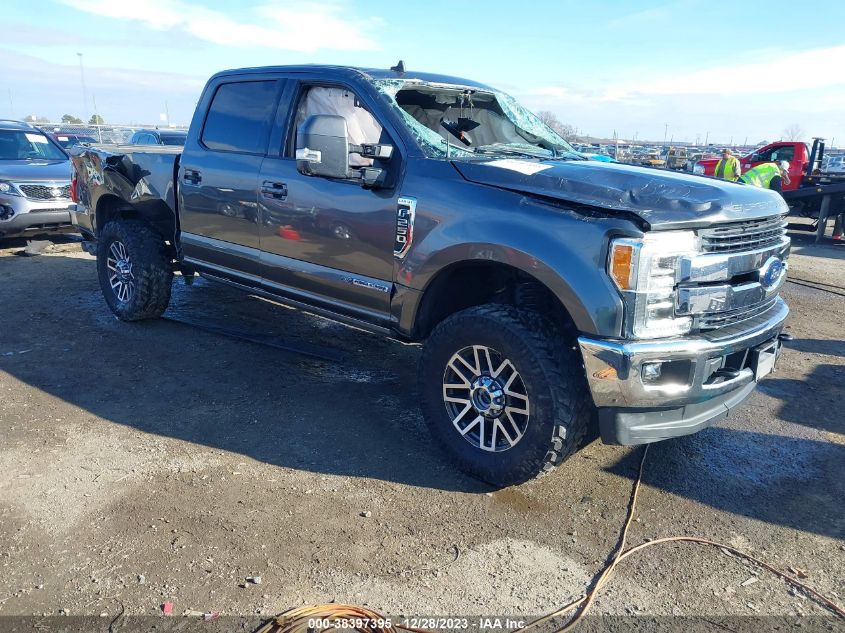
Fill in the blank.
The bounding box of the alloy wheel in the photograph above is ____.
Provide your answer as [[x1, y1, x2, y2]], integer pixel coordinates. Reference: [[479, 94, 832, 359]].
[[106, 240, 135, 303], [442, 345, 530, 452]]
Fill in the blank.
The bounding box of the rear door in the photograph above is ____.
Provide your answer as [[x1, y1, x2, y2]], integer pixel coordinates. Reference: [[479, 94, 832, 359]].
[[256, 79, 403, 322], [178, 76, 284, 277]]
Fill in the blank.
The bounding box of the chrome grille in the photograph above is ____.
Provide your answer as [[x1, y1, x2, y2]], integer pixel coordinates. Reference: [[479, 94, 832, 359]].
[[698, 298, 777, 330], [17, 184, 72, 200], [699, 215, 787, 253]]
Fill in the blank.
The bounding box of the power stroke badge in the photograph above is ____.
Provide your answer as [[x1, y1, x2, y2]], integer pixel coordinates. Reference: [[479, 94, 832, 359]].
[[394, 196, 417, 259]]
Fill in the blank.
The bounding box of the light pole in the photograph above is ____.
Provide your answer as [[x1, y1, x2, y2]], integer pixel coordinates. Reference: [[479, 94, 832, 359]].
[[77, 52, 88, 123], [663, 123, 668, 147]]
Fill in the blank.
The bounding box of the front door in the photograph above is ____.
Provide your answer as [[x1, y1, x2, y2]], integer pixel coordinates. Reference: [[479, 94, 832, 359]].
[[257, 83, 400, 321]]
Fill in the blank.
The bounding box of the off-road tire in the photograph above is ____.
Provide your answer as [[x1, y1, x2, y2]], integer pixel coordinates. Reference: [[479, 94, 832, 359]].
[[97, 220, 173, 321], [419, 304, 591, 487]]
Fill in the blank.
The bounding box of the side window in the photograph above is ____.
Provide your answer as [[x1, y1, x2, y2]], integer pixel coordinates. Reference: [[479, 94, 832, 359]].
[[770, 146, 794, 162], [292, 86, 384, 167], [755, 147, 774, 162], [202, 80, 278, 154]]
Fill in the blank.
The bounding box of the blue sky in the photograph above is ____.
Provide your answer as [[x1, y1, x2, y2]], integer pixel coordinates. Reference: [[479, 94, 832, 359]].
[[3, 0, 845, 144]]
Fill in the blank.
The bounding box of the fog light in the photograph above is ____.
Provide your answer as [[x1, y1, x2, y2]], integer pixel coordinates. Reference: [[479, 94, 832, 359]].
[[641, 362, 663, 382]]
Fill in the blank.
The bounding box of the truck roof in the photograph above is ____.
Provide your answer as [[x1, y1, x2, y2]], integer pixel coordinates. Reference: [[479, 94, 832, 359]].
[[0, 119, 35, 131], [211, 65, 494, 91]]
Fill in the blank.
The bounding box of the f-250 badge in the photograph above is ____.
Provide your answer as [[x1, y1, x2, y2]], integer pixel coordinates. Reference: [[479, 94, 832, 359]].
[[394, 196, 417, 259]]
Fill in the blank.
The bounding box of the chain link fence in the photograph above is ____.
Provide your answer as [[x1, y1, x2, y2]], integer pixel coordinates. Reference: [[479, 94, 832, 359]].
[[33, 122, 189, 144]]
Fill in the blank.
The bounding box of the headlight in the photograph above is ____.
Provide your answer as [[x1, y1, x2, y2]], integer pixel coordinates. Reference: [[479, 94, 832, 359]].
[[0, 181, 22, 196], [693, 164, 705, 175], [608, 231, 698, 339]]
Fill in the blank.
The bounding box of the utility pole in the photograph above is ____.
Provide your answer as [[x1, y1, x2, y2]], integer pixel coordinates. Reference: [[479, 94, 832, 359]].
[[705, 131, 709, 146], [76, 52, 88, 122], [663, 123, 668, 147]]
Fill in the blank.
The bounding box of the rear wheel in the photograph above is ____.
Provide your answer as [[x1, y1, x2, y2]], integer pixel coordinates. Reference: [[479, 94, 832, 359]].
[[97, 220, 173, 321], [419, 304, 591, 487]]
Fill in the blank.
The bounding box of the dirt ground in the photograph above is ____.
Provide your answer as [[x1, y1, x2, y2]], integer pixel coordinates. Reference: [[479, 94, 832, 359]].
[[0, 227, 843, 631]]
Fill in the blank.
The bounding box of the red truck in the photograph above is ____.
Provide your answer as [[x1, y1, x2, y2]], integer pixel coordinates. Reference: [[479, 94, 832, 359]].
[[693, 141, 809, 191]]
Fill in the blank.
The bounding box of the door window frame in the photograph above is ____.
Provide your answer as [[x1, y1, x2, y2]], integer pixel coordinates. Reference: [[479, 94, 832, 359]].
[[268, 77, 407, 166], [198, 78, 287, 157]]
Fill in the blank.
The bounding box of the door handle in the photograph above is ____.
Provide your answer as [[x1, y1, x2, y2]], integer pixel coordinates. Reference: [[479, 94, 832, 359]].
[[183, 169, 202, 185], [261, 181, 288, 200]]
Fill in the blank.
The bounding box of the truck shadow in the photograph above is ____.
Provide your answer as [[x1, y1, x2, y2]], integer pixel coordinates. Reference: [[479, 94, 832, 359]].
[[787, 230, 845, 262], [2, 252, 843, 536], [756, 364, 845, 436], [0, 252, 490, 493], [784, 338, 845, 358], [605, 426, 845, 539]]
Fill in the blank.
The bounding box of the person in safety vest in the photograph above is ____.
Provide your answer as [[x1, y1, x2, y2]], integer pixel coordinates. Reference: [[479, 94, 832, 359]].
[[739, 160, 791, 192], [714, 148, 741, 181]]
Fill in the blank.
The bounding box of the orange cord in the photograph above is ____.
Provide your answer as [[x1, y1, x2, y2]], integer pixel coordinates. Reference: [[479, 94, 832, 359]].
[[260, 445, 845, 633]]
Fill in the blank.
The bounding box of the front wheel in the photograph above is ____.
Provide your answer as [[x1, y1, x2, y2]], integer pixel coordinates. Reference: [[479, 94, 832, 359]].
[[96, 220, 173, 321], [419, 304, 591, 487]]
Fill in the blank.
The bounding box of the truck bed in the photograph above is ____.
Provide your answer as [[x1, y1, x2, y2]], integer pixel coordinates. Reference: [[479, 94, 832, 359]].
[[71, 144, 181, 239]]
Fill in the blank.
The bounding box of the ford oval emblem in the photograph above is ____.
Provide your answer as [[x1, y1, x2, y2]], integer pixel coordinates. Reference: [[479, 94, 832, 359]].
[[760, 256, 786, 290]]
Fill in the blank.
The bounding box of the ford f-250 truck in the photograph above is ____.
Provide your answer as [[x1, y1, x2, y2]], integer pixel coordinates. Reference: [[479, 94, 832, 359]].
[[69, 65, 791, 487]]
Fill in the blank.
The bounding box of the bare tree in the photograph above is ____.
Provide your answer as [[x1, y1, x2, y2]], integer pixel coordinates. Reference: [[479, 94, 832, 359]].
[[782, 124, 804, 141], [536, 110, 576, 141]]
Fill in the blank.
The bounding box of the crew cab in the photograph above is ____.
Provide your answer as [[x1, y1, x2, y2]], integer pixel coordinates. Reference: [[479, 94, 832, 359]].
[[69, 65, 791, 487], [694, 141, 809, 191]]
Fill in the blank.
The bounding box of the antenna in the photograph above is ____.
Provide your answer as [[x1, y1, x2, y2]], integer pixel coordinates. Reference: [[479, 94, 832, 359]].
[[390, 60, 406, 74]]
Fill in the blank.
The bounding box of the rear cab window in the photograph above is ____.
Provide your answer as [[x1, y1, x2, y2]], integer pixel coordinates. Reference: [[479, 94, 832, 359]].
[[201, 80, 280, 154]]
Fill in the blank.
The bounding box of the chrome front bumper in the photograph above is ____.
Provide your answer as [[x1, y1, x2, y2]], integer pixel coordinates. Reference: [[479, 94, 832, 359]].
[[578, 297, 789, 444]]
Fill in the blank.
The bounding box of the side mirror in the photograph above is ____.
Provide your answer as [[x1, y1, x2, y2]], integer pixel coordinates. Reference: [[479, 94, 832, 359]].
[[296, 114, 350, 179]]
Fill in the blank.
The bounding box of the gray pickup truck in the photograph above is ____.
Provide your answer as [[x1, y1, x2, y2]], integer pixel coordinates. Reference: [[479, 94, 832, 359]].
[[70, 64, 791, 487]]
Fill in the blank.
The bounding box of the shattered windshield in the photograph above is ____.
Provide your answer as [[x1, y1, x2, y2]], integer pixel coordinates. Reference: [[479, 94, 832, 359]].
[[372, 79, 579, 161]]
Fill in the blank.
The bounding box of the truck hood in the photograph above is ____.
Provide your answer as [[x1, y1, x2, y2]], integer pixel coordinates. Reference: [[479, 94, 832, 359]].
[[452, 158, 788, 229], [0, 159, 72, 182]]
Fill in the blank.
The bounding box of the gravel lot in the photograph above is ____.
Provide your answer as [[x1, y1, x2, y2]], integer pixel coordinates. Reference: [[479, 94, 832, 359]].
[[0, 228, 843, 631]]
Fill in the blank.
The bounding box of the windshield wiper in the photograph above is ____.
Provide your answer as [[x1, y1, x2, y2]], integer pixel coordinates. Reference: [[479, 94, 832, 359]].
[[473, 144, 552, 160], [474, 144, 585, 161]]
